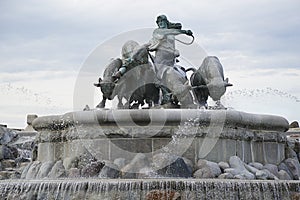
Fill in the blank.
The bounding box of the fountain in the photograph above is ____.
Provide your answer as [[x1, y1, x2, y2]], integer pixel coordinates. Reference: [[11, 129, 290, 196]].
[[1, 15, 299, 199], [0, 109, 299, 199]]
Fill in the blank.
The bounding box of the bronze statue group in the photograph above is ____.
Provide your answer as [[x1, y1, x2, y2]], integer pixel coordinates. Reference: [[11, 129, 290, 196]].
[[94, 15, 232, 109]]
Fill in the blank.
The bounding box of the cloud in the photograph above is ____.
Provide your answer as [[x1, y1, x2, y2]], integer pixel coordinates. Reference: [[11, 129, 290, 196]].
[[0, 0, 299, 127], [1, 0, 299, 72]]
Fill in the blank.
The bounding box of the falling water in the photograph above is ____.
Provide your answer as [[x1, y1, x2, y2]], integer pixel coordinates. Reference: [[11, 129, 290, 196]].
[[222, 87, 300, 121], [0, 179, 299, 199]]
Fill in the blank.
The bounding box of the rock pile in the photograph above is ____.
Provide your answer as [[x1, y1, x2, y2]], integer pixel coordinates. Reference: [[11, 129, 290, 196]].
[[0, 126, 34, 179], [193, 156, 299, 180], [20, 152, 300, 180]]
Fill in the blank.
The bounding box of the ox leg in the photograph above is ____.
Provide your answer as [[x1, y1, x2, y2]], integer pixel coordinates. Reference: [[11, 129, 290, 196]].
[[215, 100, 226, 110], [145, 84, 160, 108], [200, 89, 209, 108], [96, 97, 106, 108], [123, 101, 130, 109], [160, 85, 172, 105], [117, 96, 125, 109], [192, 88, 208, 108], [152, 84, 160, 106], [163, 69, 195, 108], [146, 101, 152, 108], [131, 102, 140, 109]]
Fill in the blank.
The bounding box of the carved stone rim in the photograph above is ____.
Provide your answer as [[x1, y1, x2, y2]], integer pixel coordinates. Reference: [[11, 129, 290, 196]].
[[32, 109, 289, 132]]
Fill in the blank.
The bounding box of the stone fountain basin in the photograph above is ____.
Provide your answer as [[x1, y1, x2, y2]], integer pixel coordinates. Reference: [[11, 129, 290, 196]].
[[32, 109, 289, 165]]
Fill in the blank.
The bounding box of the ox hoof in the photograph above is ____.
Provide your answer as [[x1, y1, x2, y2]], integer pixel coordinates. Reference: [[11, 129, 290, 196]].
[[198, 103, 208, 109], [161, 102, 180, 109], [181, 104, 198, 109], [130, 104, 140, 109], [83, 105, 90, 111], [214, 100, 226, 110], [96, 103, 105, 108]]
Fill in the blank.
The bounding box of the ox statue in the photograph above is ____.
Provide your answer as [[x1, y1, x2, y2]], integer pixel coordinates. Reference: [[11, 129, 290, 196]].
[[190, 56, 232, 109], [94, 58, 122, 108], [94, 40, 159, 109]]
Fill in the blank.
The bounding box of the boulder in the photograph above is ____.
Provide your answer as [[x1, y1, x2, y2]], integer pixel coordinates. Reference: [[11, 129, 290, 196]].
[[278, 162, 293, 179], [218, 161, 230, 172], [255, 170, 269, 180], [15, 157, 31, 166], [25, 161, 41, 179], [160, 157, 192, 178], [63, 156, 79, 170], [0, 171, 11, 180], [229, 156, 244, 169], [182, 157, 194, 174], [36, 161, 55, 178], [0, 145, 18, 160], [196, 159, 221, 177], [114, 158, 126, 169], [218, 173, 234, 179], [193, 167, 214, 178], [0, 126, 18, 145], [278, 170, 292, 180], [20, 162, 32, 179], [121, 153, 149, 178], [245, 163, 258, 172], [1, 159, 16, 169], [152, 153, 176, 171], [20, 162, 30, 168], [48, 160, 66, 178], [68, 168, 81, 178], [153, 153, 192, 178], [138, 167, 159, 179], [77, 152, 96, 169], [10, 133, 35, 150], [284, 158, 300, 180], [225, 156, 255, 179], [285, 146, 298, 159], [81, 161, 104, 177], [248, 162, 263, 170], [263, 164, 279, 177], [255, 169, 278, 180], [9, 171, 20, 179], [98, 161, 120, 178], [290, 121, 299, 128]]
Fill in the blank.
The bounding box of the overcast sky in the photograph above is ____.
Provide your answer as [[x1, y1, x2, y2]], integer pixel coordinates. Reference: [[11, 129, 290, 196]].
[[0, 0, 300, 128]]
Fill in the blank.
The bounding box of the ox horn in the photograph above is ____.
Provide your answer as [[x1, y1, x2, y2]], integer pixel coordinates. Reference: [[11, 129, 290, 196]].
[[224, 82, 233, 87], [224, 78, 233, 87], [93, 77, 102, 87]]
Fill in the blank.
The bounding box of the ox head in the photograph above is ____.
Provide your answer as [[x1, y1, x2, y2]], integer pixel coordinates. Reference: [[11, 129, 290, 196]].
[[94, 78, 116, 100], [193, 78, 232, 101], [207, 78, 232, 101]]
